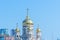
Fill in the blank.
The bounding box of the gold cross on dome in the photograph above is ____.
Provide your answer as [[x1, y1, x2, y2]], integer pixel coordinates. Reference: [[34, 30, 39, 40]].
[[27, 8, 29, 16]]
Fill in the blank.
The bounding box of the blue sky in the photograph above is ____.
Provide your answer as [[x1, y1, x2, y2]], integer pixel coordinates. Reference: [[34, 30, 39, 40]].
[[0, 0, 60, 40]]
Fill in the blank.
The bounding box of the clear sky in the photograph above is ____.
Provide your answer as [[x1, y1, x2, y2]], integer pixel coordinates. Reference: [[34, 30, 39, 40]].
[[0, 0, 60, 40]]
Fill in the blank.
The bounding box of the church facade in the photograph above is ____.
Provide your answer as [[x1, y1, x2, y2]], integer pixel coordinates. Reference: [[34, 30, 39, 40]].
[[0, 9, 41, 40]]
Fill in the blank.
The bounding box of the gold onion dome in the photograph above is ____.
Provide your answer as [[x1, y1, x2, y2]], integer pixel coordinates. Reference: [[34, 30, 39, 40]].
[[15, 23, 20, 32], [23, 8, 33, 25], [15, 27, 20, 32], [36, 25, 41, 33], [36, 24, 41, 33], [36, 28, 41, 33], [23, 16, 33, 25]]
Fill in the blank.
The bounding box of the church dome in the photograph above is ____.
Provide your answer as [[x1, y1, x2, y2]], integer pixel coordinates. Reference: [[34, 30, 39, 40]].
[[23, 16, 33, 25], [36, 28, 41, 33], [15, 27, 20, 32]]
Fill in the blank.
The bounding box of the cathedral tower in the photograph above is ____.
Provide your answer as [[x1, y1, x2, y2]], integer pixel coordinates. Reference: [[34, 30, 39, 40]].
[[22, 8, 34, 40], [15, 23, 21, 40], [36, 25, 41, 40]]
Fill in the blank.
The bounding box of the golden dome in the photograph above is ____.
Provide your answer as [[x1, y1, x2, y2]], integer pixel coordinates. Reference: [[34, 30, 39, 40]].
[[15, 23, 20, 32], [36, 28, 41, 33], [23, 16, 33, 25], [23, 8, 33, 26], [15, 27, 20, 32]]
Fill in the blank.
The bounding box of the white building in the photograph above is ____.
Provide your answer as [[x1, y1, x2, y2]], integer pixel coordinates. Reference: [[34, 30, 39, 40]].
[[11, 9, 41, 40]]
